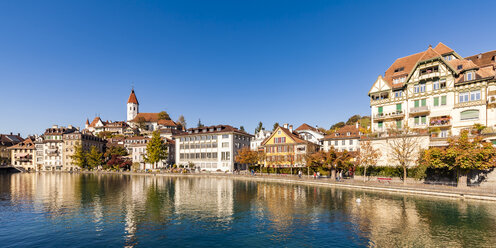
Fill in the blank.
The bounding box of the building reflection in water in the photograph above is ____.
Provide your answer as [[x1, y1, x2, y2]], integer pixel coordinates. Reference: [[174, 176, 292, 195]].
[[3, 173, 496, 247]]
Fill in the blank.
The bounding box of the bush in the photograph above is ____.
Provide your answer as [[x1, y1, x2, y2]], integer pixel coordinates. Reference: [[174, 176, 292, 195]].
[[355, 166, 424, 178]]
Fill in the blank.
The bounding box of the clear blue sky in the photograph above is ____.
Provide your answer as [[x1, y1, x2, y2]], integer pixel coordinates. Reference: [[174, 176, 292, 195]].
[[1, 0, 495, 136]]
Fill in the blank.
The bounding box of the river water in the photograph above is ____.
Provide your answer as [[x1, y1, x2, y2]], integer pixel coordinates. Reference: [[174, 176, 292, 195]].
[[0, 173, 495, 247]]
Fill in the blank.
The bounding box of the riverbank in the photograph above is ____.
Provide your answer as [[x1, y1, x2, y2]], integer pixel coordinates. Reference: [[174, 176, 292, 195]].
[[61, 170, 496, 202]]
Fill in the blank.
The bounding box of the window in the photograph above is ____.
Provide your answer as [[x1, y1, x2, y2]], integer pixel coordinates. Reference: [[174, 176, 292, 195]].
[[378, 121, 383, 128], [441, 95, 447, 105], [440, 79, 446, 89], [433, 97, 439, 106], [421, 116, 427, 125], [414, 84, 419, 93], [222, 142, 229, 148], [394, 67, 404, 73], [394, 91, 403, 98], [420, 83, 426, 92], [414, 100, 419, 107], [378, 106, 383, 115], [342, 140, 345, 145], [457, 65, 463, 70], [420, 66, 439, 75], [459, 92, 469, 103], [421, 99, 426, 106], [349, 140, 353, 145], [444, 55, 452, 61], [466, 72, 474, 81], [396, 103, 402, 112], [460, 110, 479, 121], [433, 80, 439, 90], [222, 134, 229, 139], [470, 90, 481, 101], [334, 140, 338, 146], [396, 120, 402, 129]]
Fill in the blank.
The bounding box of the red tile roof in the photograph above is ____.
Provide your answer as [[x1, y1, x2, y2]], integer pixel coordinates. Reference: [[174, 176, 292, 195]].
[[8, 138, 34, 149], [465, 50, 496, 67], [127, 89, 139, 104], [323, 125, 361, 140], [89, 117, 103, 128], [295, 123, 318, 132], [174, 125, 252, 137]]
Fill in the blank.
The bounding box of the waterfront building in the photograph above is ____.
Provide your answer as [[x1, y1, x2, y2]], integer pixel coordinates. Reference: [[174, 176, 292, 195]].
[[130, 137, 175, 170], [250, 129, 272, 151], [85, 117, 129, 135], [261, 124, 319, 168], [174, 125, 252, 172], [368, 42, 496, 137], [294, 123, 325, 145], [8, 138, 36, 171], [322, 123, 362, 152], [37, 125, 78, 171], [0, 133, 23, 165], [62, 130, 105, 171]]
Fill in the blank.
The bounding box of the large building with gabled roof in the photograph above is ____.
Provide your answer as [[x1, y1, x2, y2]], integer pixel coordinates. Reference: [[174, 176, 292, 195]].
[[369, 42, 496, 139]]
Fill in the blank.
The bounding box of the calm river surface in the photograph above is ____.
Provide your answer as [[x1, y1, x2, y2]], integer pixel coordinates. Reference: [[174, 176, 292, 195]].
[[1, 173, 496, 247]]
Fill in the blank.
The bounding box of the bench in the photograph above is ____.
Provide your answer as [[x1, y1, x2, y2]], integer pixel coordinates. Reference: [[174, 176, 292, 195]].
[[377, 177, 392, 184]]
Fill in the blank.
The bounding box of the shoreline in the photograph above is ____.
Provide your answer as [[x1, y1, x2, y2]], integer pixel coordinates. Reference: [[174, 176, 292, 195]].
[[29, 170, 496, 202]]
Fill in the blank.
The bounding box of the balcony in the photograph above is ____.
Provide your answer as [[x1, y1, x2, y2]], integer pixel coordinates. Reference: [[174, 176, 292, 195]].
[[374, 111, 404, 121], [46, 148, 59, 155], [410, 106, 430, 115], [429, 117, 451, 128]]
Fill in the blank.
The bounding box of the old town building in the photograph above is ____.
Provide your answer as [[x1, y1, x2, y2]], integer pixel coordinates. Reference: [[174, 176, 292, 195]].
[[8, 138, 35, 171]]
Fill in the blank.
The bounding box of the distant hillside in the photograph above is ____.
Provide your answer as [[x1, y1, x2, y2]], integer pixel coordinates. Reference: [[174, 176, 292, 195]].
[[329, 115, 370, 131]]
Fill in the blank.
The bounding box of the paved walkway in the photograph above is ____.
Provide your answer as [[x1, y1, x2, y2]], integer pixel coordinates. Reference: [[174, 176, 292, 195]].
[[82, 170, 496, 201]]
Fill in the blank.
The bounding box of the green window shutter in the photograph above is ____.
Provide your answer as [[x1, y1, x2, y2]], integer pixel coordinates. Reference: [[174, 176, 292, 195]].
[[396, 103, 402, 111], [460, 110, 479, 120], [421, 99, 426, 106], [396, 120, 402, 129], [421, 116, 427, 124], [441, 95, 447, 105], [378, 106, 383, 114], [433, 97, 439, 106], [414, 100, 419, 107], [414, 116, 419, 124], [378, 121, 383, 128]]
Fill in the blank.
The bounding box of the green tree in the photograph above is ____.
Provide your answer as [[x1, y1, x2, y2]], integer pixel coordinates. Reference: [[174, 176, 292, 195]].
[[137, 116, 147, 130], [273, 122, 280, 131], [240, 126, 245, 132], [71, 142, 87, 169], [86, 146, 103, 169], [158, 111, 171, 120], [346, 115, 361, 125], [330, 122, 345, 131], [144, 131, 168, 169], [255, 122, 264, 133], [104, 145, 128, 158]]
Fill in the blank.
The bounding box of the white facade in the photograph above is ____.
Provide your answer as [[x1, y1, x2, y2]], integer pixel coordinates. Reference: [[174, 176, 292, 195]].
[[250, 130, 272, 151], [127, 102, 138, 122], [175, 126, 252, 172]]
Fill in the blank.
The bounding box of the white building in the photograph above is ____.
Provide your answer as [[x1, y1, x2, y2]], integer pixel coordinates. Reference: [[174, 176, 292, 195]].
[[174, 125, 253, 172], [294, 123, 325, 145], [368, 43, 496, 138], [130, 137, 175, 170], [250, 129, 272, 151], [322, 123, 362, 152]]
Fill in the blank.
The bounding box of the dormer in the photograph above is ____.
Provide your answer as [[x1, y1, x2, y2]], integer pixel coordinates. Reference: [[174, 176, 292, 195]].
[[444, 55, 452, 61], [346, 132, 351, 136], [465, 71, 475, 81], [394, 67, 404, 73]]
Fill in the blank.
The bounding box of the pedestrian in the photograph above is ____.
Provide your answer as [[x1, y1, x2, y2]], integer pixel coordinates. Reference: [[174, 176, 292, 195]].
[[313, 172, 316, 179], [298, 170, 302, 178], [317, 171, 320, 179]]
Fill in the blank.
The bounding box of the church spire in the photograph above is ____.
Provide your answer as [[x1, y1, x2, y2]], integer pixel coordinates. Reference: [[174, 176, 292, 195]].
[[127, 89, 139, 105]]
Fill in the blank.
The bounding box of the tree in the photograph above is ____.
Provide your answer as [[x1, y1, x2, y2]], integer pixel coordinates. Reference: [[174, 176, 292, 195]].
[[330, 122, 345, 131], [86, 146, 104, 170], [104, 145, 128, 159], [137, 116, 147, 130], [158, 111, 171, 120], [97, 131, 113, 139], [357, 139, 381, 181], [346, 115, 361, 125], [240, 126, 245, 132], [273, 122, 280, 131], [235, 147, 259, 166], [197, 119, 204, 128], [144, 131, 168, 169], [255, 122, 264, 134], [387, 127, 422, 185], [176, 115, 186, 130], [421, 130, 496, 187], [71, 142, 87, 169]]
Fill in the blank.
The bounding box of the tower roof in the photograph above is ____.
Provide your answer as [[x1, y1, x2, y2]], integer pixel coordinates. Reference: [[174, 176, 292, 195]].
[[127, 89, 139, 105]]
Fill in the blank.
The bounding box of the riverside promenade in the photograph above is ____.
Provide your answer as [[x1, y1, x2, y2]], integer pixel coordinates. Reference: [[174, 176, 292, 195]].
[[75, 170, 496, 202]]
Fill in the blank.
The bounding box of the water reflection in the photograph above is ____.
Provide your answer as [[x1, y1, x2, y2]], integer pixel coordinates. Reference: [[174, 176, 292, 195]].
[[1, 173, 496, 247]]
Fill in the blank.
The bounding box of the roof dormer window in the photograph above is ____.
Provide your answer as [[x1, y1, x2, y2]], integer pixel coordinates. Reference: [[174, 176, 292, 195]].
[[335, 133, 339, 137], [444, 55, 452, 61], [394, 67, 404, 73], [466, 71, 474, 81], [457, 65, 463, 70], [347, 132, 351, 136]]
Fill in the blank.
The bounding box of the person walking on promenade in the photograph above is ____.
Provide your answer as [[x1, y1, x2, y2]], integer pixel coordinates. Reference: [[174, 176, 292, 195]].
[[298, 170, 302, 178], [313, 172, 317, 179], [317, 171, 320, 179]]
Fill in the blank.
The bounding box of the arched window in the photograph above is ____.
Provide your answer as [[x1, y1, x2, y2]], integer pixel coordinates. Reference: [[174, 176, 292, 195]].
[[460, 109, 479, 121]]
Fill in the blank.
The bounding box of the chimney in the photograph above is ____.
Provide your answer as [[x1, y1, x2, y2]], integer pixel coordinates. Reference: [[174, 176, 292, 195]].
[[289, 125, 293, 133], [356, 122, 359, 129], [10, 132, 12, 135], [283, 123, 289, 129], [428, 44, 432, 49], [478, 53, 482, 59], [18, 133, 20, 137]]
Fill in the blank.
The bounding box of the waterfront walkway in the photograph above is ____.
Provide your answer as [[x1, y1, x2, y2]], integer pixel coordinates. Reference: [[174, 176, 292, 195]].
[[77, 170, 496, 201]]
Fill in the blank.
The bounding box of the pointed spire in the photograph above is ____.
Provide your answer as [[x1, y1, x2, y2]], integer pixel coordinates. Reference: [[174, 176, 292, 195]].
[[86, 118, 90, 125], [127, 89, 139, 105]]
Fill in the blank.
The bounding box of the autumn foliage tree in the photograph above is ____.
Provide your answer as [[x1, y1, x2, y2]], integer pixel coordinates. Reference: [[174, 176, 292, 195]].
[[357, 139, 381, 181], [235, 147, 263, 170], [421, 130, 496, 187]]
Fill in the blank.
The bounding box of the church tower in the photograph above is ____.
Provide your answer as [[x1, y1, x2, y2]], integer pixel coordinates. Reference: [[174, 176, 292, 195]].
[[127, 89, 139, 122]]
